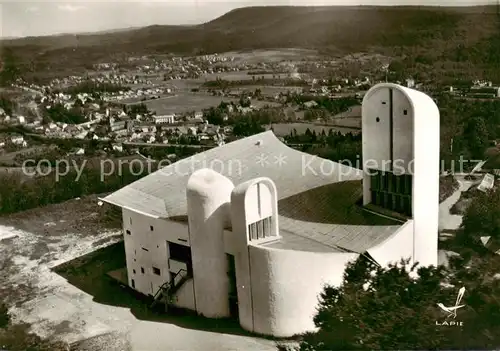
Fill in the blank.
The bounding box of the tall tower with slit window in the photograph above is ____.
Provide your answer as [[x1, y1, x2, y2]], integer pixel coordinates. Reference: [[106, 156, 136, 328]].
[[362, 83, 440, 267]]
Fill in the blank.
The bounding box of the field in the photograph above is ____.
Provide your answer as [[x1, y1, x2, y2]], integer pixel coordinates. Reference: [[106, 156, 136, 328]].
[[269, 123, 360, 137], [128, 93, 238, 114], [203, 71, 285, 82], [329, 117, 361, 129], [223, 85, 304, 97], [218, 49, 320, 64]]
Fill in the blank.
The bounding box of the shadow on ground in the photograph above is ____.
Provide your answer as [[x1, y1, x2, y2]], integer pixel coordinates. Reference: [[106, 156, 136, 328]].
[[52, 242, 274, 339]]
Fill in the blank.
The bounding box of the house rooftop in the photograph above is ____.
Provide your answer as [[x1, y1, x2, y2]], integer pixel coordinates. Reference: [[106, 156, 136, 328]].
[[102, 131, 401, 253]]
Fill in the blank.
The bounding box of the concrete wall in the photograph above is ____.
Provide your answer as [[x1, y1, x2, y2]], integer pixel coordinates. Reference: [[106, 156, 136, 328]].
[[361, 83, 440, 268], [362, 84, 414, 203], [411, 89, 440, 268], [248, 245, 359, 337], [244, 182, 274, 224], [231, 177, 281, 332], [186, 169, 234, 318], [362, 86, 392, 174], [367, 220, 414, 268], [121, 208, 195, 309], [391, 88, 413, 175]]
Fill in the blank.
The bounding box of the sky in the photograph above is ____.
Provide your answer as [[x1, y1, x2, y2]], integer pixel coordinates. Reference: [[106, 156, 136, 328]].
[[0, 0, 496, 38]]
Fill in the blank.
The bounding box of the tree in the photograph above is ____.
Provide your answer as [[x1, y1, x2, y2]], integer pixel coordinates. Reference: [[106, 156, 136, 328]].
[[462, 188, 500, 242], [239, 96, 251, 108], [0, 48, 21, 86], [290, 255, 500, 351], [74, 98, 84, 107], [464, 116, 489, 159], [254, 88, 262, 98], [129, 103, 149, 115], [304, 110, 314, 121], [204, 107, 224, 125], [0, 95, 14, 115]]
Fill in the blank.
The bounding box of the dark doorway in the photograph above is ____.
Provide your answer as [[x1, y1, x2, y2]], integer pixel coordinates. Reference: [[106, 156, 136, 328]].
[[227, 254, 238, 319], [168, 241, 193, 275]]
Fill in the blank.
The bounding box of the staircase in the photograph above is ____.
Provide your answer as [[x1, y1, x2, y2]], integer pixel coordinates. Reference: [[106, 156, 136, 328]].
[[151, 268, 190, 312]]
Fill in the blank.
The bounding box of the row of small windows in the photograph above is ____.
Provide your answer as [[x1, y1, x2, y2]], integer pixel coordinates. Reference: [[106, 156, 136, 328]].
[[370, 170, 412, 196], [248, 216, 273, 241], [132, 266, 161, 276], [369, 169, 413, 216]]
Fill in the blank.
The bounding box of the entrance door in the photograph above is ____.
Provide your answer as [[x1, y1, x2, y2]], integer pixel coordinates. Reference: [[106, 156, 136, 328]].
[[227, 254, 238, 319]]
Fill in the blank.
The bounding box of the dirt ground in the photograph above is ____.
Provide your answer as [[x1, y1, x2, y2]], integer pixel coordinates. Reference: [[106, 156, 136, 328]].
[[0, 196, 277, 351]]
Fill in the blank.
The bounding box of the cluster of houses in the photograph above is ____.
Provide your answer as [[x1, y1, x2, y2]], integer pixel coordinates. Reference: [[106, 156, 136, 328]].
[[105, 86, 174, 102], [447, 80, 500, 99], [0, 134, 28, 149], [131, 55, 243, 79]]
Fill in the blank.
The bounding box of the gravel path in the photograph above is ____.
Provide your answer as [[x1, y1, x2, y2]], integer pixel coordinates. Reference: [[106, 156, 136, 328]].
[[438, 178, 473, 231]]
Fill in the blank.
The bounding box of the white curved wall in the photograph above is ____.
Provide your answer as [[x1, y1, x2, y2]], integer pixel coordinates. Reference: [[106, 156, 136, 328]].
[[411, 89, 440, 268], [247, 245, 359, 337], [367, 220, 414, 268], [186, 168, 234, 318]]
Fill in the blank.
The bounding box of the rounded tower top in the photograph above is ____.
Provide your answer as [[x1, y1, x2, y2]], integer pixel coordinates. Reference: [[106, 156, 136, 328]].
[[186, 168, 234, 200]]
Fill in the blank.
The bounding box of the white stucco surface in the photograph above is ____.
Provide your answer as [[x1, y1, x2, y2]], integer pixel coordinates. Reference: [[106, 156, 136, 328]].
[[187, 169, 234, 318], [248, 245, 358, 337], [367, 220, 414, 267], [102, 83, 441, 339], [362, 83, 440, 267]]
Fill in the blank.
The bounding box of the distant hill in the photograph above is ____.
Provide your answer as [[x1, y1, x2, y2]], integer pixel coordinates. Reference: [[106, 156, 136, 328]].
[[2, 5, 500, 80]]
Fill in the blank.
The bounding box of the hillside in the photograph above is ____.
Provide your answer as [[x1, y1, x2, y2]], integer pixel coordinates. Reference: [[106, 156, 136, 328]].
[[2, 5, 500, 80]]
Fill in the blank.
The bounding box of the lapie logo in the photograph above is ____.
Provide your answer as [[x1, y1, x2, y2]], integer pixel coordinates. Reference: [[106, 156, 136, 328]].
[[435, 287, 466, 326]]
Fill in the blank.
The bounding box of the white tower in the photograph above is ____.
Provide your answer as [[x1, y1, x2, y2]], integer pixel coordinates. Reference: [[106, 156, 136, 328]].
[[230, 177, 280, 333], [186, 168, 234, 318], [361, 83, 440, 267]]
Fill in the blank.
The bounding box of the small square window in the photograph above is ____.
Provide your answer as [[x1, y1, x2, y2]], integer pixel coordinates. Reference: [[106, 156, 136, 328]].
[[150, 225, 154, 231], [403, 109, 408, 115], [153, 267, 161, 275], [133, 269, 136, 274], [131, 279, 135, 288], [126, 230, 131, 235], [141, 267, 145, 274], [130, 218, 132, 225]]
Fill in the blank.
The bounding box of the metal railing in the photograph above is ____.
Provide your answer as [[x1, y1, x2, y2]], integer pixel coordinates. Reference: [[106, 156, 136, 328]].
[[151, 268, 190, 309]]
